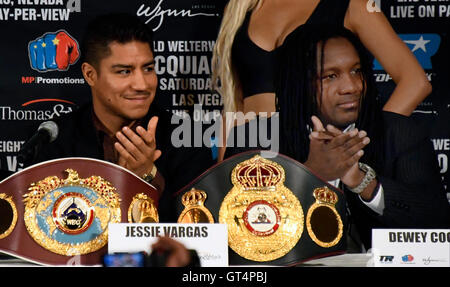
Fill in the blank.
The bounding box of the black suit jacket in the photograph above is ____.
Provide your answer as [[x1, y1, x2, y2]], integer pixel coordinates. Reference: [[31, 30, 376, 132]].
[[29, 103, 215, 222], [344, 112, 450, 248], [225, 111, 450, 249]]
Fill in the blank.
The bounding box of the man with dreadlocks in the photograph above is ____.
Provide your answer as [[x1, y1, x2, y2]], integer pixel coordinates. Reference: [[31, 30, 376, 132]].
[[224, 25, 450, 250]]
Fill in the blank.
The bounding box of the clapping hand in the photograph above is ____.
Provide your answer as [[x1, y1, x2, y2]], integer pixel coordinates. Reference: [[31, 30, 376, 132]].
[[304, 116, 369, 181], [114, 116, 162, 178]]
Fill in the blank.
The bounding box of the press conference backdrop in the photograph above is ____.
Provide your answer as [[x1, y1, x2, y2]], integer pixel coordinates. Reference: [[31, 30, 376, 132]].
[[0, 0, 449, 202]]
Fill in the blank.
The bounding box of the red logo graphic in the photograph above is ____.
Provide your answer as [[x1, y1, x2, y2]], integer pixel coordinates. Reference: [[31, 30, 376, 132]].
[[28, 30, 80, 72]]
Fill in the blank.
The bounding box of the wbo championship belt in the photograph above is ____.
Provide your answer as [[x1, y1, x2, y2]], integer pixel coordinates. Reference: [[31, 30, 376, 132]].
[[174, 150, 347, 266], [0, 158, 159, 265]]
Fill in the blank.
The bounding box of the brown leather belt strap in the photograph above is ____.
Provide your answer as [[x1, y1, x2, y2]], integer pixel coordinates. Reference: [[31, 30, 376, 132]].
[[0, 158, 158, 266]]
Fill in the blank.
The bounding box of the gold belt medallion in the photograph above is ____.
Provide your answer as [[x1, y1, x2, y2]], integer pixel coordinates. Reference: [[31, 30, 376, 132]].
[[178, 188, 214, 223], [128, 193, 159, 223], [23, 169, 121, 256], [0, 194, 18, 240], [219, 155, 304, 262], [306, 187, 343, 248]]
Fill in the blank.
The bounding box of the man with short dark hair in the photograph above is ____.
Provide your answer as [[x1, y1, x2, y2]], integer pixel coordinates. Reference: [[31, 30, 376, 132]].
[[30, 13, 214, 222], [80, 13, 163, 189]]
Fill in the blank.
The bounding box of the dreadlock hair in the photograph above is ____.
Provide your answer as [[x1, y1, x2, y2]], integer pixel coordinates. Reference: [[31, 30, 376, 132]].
[[276, 24, 385, 172]]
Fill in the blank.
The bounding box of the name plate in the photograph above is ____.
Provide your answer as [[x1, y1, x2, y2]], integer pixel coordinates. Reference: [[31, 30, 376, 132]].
[[108, 223, 228, 267], [372, 229, 450, 267]]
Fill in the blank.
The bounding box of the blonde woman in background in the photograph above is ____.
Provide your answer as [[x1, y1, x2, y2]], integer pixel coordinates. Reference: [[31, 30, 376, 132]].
[[212, 0, 431, 161]]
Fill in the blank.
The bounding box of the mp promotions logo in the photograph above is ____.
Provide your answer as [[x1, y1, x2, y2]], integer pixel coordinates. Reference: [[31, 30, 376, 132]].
[[28, 30, 80, 72], [401, 254, 415, 263], [373, 34, 441, 70]]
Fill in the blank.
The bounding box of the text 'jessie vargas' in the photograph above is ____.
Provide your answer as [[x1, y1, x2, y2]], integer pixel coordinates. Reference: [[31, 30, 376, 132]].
[[125, 225, 208, 238]]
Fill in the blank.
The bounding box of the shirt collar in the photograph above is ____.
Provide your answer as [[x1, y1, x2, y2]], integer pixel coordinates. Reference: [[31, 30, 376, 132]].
[[307, 123, 356, 134], [92, 111, 142, 138], [92, 110, 143, 163]]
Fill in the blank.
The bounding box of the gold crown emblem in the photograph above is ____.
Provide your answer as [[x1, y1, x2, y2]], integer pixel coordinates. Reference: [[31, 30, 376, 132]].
[[182, 188, 208, 207], [178, 188, 214, 223], [231, 155, 284, 191], [313, 187, 338, 205]]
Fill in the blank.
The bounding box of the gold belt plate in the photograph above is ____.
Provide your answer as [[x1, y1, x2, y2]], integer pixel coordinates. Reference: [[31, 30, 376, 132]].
[[219, 155, 304, 262], [23, 169, 121, 256]]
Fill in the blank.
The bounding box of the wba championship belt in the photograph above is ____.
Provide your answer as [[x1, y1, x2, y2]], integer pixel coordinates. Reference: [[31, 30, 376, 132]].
[[0, 158, 159, 265], [174, 151, 347, 266]]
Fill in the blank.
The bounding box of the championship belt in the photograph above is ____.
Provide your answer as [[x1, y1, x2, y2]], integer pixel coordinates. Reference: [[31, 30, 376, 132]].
[[174, 150, 347, 266], [0, 158, 159, 265]]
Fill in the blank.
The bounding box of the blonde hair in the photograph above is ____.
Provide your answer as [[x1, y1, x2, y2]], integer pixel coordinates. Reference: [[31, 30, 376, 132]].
[[212, 0, 260, 113]]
